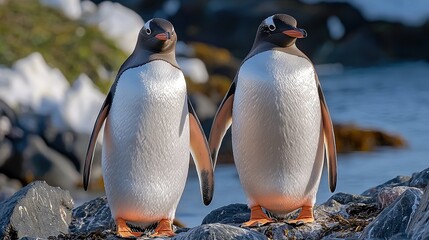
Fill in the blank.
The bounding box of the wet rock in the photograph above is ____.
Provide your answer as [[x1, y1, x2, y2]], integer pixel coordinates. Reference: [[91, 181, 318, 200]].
[[409, 167, 429, 188], [377, 186, 415, 209], [407, 185, 429, 240], [360, 188, 423, 239], [0, 181, 73, 239], [174, 223, 267, 240], [201, 192, 379, 239], [202, 203, 250, 225], [333, 124, 406, 154], [69, 196, 114, 234], [22, 135, 80, 189], [362, 175, 411, 198]]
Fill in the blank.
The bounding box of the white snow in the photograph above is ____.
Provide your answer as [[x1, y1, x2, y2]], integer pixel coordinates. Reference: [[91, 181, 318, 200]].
[[327, 16, 345, 40], [0, 53, 70, 115], [177, 57, 209, 84], [40, 0, 82, 20], [37, 0, 144, 54], [60, 74, 105, 134], [302, 0, 429, 26], [0, 53, 106, 135], [83, 1, 144, 54]]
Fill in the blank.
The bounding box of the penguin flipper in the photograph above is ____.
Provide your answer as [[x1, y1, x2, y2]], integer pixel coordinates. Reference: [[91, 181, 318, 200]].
[[188, 98, 214, 205], [317, 76, 337, 192], [83, 92, 112, 191], [208, 80, 236, 168]]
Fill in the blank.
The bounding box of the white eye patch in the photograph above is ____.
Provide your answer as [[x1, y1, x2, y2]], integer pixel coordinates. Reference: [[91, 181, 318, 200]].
[[144, 19, 153, 34], [263, 15, 276, 31]]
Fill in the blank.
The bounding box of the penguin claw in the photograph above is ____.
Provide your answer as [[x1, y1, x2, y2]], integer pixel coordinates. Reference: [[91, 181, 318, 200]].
[[286, 206, 315, 225], [150, 219, 175, 237], [115, 218, 143, 238], [241, 205, 275, 228], [241, 218, 274, 228]]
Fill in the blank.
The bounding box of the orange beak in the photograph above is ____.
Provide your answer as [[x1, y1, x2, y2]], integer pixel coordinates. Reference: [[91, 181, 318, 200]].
[[283, 28, 307, 38], [155, 32, 171, 41]]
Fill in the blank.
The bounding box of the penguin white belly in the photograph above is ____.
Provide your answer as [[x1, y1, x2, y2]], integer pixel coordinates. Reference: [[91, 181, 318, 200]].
[[232, 50, 324, 215], [102, 60, 189, 226]]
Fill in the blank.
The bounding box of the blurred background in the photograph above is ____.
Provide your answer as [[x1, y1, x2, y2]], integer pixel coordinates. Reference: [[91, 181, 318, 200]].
[[0, 0, 428, 227]]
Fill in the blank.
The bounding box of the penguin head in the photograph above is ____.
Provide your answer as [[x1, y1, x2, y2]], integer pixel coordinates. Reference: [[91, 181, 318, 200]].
[[136, 18, 177, 53], [255, 14, 307, 48]]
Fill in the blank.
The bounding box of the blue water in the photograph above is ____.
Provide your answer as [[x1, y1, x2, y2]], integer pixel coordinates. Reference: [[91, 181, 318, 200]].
[[176, 62, 429, 227]]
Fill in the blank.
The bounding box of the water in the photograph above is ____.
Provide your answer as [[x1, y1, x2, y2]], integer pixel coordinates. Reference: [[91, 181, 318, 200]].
[[176, 62, 429, 227]]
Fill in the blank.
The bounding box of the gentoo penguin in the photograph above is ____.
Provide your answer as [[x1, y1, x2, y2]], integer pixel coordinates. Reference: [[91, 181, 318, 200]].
[[209, 14, 337, 227], [83, 18, 214, 237]]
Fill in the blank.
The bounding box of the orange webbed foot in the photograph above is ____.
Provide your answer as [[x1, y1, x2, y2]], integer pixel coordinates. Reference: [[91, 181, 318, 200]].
[[287, 206, 314, 225], [116, 218, 143, 238], [150, 219, 175, 237], [241, 205, 275, 227]]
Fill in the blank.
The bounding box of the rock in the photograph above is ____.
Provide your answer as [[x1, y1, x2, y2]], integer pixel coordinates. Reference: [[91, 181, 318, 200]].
[[360, 188, 423, 239], [0, 173, 22, 202], [201, 192, 379, 239], [407, 185, 429, 240], [83, 1, 144, 54], [362, 175, 411, 198], [0, 181, 73, 239], [69, 196, 114, 234], [22, 135, 80, 189], [409, 167, 429, 188], [174, 223, 267, 240], [377, 186, 413, 209], [202, 203, 250, 225], [0, 139, 13, 167], [333, 123, 406, 153]]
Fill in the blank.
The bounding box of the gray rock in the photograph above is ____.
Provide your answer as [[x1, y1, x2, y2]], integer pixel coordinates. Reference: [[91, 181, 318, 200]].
[[69, 196, 114, 234], [173, 223, 267, 240], [362, 175, 411, 197], [22, 135, 80, 190], [202, 203, 250, 225], [406, 185, 429, 240], [409, 167, 429, 188], [0, 181, 73, 239], [377, 186, 414, 209], [0, 139, 13, 167], [200, 192, 379, 240], [360, 188, 423, 239], [0, 173, 22, 202]]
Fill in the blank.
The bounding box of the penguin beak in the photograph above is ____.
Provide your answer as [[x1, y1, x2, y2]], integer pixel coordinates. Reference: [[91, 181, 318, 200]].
[[155, 32, 171, 41], [283, 28, 307, 38]]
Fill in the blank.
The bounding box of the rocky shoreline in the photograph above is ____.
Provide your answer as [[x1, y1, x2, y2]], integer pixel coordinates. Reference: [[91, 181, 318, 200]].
[[0, 167, 427, 239]]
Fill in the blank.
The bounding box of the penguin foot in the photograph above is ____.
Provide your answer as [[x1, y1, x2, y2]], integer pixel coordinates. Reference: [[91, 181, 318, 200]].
[[241, 205, 275, 227], [287, 206, 314, 225], [150, 219, 175, 237], [116, 218, 143, 238]]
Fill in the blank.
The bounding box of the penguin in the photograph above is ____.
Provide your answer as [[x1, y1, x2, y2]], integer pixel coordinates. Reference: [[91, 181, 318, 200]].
[[209, 14, 337, 227], [83, 18, 214, 237]]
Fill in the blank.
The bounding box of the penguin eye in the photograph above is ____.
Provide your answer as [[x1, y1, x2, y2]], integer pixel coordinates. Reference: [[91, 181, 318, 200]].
[[268, 24, 276, 31], [145, 28, 151, 35]]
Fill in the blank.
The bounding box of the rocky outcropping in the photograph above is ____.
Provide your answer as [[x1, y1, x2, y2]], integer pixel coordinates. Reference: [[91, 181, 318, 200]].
[[1, 167, 427, 239], [0, 181, 73, 239]]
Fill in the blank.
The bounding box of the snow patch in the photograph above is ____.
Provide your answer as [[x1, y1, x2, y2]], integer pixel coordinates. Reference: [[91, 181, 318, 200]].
[[82, 1, 144, 54], [177, 57, 209, 84], [40, 0, 82, 20]]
